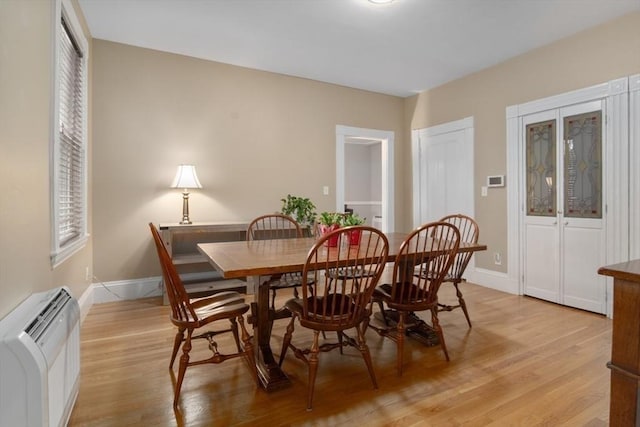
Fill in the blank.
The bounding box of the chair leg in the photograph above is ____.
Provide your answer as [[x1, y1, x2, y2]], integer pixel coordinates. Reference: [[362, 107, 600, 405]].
[[279, 316, 296, 367], [454, 282, 472, 328], [431, 308, 450, 361], [362, 307, 371, 335], [229, 317, 242, 352], [270, 289, 277, 310], [238, 315, 259, 385], [356, 322, 378, 389], [396, 311, 406, 376], [173, 329, 193, 407], [306, 330, 321, 411], [337, 331, 344, 354], [170, 327, 185, 369]]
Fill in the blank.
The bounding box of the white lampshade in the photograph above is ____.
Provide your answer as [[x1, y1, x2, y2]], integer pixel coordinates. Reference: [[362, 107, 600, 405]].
[[171, 165, 202, 189]]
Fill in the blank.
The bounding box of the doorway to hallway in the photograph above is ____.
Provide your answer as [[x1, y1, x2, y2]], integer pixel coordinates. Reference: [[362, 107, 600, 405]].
[[336, 125, 394, 232]]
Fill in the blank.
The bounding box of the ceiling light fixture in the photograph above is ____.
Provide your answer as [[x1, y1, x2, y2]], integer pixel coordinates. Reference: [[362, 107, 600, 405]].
[[368, 0, 394, 4]]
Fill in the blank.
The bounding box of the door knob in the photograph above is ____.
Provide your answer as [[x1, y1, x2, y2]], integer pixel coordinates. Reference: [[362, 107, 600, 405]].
[[564, 221, 569, 225]]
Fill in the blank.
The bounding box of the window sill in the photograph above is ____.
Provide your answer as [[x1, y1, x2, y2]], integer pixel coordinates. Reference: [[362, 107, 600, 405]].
[[51, 234, 89, 268]]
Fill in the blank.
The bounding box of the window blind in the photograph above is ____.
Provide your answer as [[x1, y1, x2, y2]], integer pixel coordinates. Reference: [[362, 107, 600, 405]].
[[56, 17, 86, 249]]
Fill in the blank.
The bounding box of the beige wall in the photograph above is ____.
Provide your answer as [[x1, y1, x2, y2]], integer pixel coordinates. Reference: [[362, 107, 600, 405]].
[[405, 12, 640, 272], [0, 0, 92, 319], [1, 5, 638, 317], [91, 40, 405, 282]]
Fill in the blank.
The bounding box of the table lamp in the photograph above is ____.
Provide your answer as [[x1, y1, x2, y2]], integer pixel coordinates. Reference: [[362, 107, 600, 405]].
[[171, 164, 202, 224]]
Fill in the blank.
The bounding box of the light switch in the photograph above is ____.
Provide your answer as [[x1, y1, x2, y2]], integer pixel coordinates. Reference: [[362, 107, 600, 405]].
[[323, 186, 329, 196], [481, 186, 488, 197]]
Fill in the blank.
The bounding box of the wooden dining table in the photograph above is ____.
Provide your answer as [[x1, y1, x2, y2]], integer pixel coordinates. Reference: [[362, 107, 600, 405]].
[[197, 232, 486, 391]]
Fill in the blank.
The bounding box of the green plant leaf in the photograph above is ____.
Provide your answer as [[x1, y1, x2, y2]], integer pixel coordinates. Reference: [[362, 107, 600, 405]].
[[280, 194, 316, 225]]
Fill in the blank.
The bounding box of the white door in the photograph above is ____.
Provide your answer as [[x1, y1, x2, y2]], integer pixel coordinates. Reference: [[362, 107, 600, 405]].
[[522, 100, 606, 313], [415, 124, 474, 225]]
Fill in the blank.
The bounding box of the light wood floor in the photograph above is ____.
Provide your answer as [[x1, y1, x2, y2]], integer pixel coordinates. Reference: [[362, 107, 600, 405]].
[[68, 282, 612, 426]]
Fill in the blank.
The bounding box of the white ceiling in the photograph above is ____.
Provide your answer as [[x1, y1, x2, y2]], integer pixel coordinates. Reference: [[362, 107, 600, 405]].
[[77, 0, 639, 97]]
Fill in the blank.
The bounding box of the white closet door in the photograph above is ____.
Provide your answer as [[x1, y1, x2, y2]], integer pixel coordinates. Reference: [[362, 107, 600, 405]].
[[416, 126, 473, 225], [522, 100, 606, 313], [559, 101, 606, 313], [522, 109, 561, 303]]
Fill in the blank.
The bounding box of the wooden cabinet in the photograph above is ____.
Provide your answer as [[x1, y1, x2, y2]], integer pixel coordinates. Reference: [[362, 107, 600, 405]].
[[158, 222, 248, 304], [598, 259, 640, 426]]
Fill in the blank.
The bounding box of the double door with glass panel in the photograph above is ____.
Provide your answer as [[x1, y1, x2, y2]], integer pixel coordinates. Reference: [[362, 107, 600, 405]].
[[523, 100, 606, 314]]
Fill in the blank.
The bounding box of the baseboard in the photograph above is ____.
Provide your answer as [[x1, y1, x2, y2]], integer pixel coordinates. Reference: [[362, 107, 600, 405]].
[[467, 268, 519, 294], [84, 269, 516, 307], [89, 271, 244, 305], [77, 284, 94, 324], [92, 276, 163, 304]]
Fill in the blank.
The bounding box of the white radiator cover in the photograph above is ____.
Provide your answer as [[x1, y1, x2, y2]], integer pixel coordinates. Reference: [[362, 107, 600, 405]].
[[0, 287, 80, 427]]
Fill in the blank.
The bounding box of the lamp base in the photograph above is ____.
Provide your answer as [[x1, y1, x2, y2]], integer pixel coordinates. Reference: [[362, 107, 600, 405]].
[[179, 191, 192, 224]]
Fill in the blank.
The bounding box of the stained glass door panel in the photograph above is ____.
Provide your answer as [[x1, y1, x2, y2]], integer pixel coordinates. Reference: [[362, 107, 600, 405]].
[[563, 111, 602, 219], [526, 119, 556, 216]]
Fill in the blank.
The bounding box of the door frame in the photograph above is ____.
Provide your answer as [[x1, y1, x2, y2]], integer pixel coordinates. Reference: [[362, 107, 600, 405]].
[[632, 74, 640, 260], [507, 76, 631, 317], [336, 125, 394, 232], [411, 116, 474, 228]]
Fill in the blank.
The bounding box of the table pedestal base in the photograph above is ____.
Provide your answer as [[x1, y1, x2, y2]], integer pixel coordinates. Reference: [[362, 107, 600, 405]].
[[255, 348, 290, 392], [249, 283, 292, 392], [373, 310, 440, 347]]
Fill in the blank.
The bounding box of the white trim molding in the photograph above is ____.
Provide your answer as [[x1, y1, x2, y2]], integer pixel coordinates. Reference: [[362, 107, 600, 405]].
[[605, 78, 630, 270], [77, 283, 94, 323], [411, 128, 420, 227], [92, 277, 162, 304], [84, 273, 252, 305], [467, 269, 514, 294], [630, 74, 640, 259], [505, 105, 521, 294]]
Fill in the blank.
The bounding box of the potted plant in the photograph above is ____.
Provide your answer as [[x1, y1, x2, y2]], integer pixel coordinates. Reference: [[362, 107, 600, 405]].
[[280, 194, 316, 236], [318, 211, 342, 247], [341, 213, 366, 245]]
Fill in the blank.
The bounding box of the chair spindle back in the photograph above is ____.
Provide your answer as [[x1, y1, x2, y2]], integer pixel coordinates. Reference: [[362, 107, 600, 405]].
[[299, 226, 389, 330], [439, 214, 479, 281], [247, 214, 302, 241], [149, 223, 198, 323], [390, 222, 460, 310]]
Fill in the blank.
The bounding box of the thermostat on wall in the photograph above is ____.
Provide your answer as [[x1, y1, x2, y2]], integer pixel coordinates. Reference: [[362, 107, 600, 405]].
[[487, 175, 505, 187]]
